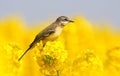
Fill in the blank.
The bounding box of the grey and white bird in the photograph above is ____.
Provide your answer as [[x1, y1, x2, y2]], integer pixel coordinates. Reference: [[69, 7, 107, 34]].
[[18, 16, 74, 61]]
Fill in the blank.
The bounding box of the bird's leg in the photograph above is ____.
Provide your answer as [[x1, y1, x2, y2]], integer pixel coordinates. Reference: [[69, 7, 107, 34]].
[[40, 43, 46, 51], [43, 43, 46, 47]]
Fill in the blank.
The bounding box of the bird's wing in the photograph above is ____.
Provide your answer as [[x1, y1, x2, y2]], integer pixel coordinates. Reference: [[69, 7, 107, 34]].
[[29, 24, 56, 48], [40, 22, 57, 37]]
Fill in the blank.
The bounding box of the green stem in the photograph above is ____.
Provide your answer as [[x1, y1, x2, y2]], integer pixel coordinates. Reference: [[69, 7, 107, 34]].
[[57, 70, 60, 76]]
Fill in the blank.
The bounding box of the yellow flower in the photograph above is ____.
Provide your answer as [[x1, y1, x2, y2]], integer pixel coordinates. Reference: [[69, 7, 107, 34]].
[[105, 47, 120, 76], [0, 42, 22, 76], [62, 49, 103, 76], [34, 41, 68, 75], [0, 16, 43, 76]]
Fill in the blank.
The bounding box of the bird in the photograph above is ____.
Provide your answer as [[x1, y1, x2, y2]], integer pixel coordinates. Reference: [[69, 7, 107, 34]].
[[18, 16, 74, 61]]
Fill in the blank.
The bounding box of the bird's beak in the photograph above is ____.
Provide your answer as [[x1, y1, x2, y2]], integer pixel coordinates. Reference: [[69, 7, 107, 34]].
[[68, 20, 74, 22]]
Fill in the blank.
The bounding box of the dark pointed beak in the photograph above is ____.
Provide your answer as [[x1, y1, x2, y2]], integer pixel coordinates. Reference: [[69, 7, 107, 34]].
[[68, 20, 74, 22]]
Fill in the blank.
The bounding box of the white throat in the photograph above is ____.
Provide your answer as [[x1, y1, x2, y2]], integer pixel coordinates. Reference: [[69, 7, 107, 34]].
[[61, 21, 69, 25]]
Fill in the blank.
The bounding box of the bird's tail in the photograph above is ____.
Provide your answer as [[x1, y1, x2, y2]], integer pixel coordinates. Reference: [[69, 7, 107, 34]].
[[18, 47, 31, 61]]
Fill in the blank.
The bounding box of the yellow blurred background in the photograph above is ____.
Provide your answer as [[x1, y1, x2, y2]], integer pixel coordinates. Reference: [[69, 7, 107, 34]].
[[0, 16, 120, 76]]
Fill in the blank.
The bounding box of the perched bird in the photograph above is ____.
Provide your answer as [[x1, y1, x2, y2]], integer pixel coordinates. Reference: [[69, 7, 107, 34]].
[[18, 16, 74, 61]]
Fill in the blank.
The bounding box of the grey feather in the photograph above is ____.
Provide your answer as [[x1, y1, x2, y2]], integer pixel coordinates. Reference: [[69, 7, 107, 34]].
[[29, 22, 57, 48]]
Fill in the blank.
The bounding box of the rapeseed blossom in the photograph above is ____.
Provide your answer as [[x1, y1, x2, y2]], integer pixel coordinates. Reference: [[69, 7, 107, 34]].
[[0, 43, 22, 76], [34, 41, 67, 76], [0, 16, 120, 76]]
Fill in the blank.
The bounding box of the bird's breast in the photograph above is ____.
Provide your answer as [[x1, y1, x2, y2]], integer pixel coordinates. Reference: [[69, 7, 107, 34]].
[[45, 26, 63, 41], [54, 26, 63, 37]]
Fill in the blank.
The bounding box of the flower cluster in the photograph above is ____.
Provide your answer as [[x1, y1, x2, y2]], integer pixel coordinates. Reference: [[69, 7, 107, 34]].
[[61, 49, 103, 76], [1, 43, 22, 76], [34, 41, 68, 75], [106, 47, 120, 72], [73, 49, 103, 75]]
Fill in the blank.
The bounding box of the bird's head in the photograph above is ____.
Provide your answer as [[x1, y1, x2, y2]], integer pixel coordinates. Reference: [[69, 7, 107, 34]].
[[56, 16, 74, 26]]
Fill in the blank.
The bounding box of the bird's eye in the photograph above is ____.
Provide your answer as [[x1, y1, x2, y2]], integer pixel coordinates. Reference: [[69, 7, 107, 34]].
[[64, 18, 67, 21]]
